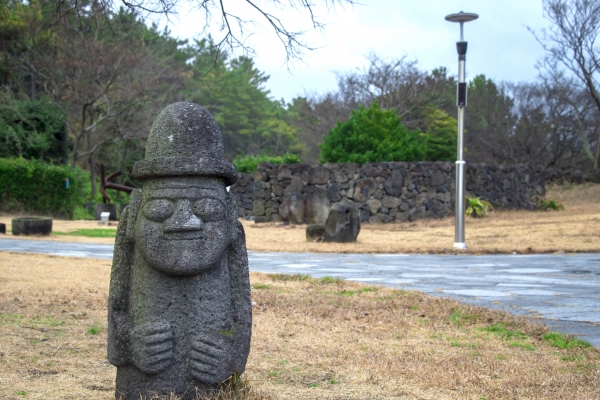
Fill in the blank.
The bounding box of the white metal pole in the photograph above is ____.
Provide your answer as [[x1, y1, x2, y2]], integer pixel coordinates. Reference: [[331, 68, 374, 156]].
[[454, 27, 467, 250], [445, 11, 478, 251]]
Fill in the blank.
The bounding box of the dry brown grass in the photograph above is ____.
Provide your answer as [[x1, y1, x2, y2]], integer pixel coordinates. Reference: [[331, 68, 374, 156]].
[[1, 183, 599, 254], [1, 252, 598, 399], [242, 182, 600, 254]]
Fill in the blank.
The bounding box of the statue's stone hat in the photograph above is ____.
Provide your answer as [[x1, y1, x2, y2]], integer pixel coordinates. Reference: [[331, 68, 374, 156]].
[[132, 102, 237, 185]]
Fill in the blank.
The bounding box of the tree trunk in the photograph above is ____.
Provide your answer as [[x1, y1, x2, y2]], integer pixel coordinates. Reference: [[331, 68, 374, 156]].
[[90, 153, 97, 198], [594, 139, 600, 171]]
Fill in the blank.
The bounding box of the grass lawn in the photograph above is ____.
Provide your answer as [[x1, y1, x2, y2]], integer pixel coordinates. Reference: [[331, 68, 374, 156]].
[[1, 182, 599, 254], [0, 252, 598, 399], [0, 183, 599, 398]]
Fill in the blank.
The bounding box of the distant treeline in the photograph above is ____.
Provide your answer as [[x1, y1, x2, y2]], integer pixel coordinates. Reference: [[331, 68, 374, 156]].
[[1, 0, 598, 205]]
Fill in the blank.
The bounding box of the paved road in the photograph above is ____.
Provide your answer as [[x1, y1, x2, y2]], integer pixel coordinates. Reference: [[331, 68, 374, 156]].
[[1, 238, 599, 347]]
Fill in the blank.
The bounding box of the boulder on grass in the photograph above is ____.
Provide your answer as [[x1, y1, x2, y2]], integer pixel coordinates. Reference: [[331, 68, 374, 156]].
[[324, 203, 360, 243], [12, 217, 52, 236], [306, 224, 325, 242]]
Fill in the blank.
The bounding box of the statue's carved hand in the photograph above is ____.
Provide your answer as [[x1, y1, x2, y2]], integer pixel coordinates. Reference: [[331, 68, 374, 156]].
[[131, 320, 173, 374], [189, 336, 231, 384]]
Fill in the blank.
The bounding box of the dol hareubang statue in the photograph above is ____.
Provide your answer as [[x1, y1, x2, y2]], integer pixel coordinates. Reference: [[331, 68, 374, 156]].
[[108, 103, 251, 399]]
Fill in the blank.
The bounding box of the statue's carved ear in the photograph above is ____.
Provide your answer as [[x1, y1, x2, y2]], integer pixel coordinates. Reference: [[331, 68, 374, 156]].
[[227, 192, 238, 243], [126, 189, 143, 242]]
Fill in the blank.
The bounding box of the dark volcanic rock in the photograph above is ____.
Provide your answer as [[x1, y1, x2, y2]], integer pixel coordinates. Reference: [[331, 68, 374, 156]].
[[324, 203, 361, 243], [305, 189, 330, 225], [309, 167, 330, 185], [283, 176, 304, 196], [384, 169, 404, 197], [353, 178, 377, 202], [11, 217, 52, 236], [306, 224, 326, 242]]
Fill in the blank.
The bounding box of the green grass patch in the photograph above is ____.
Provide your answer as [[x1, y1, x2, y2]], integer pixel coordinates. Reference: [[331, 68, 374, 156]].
[[561, 354, 584, 362], [574, 362, 596, 375], [510, 341, 535, 351], [479, 323, 528, 340], [450, 341, 479, 349], [335, 290, 356, 296], [14, 391, 27, 396], [54, 229, 117, 238], [31, 315, 64, 327], [542, 332, 592, 349], [448, 309, 479, 326], [334, 287, 378, 296], [319, 276, 336, 284], [86, 323, 102, 335], [0, 313, 24, 326], [269, 273, 310, 282], [252, 284, 270, 290]]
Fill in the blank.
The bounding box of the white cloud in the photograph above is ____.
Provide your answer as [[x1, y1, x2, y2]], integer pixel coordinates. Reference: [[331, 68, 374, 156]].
[[161, 0, 553, 102]]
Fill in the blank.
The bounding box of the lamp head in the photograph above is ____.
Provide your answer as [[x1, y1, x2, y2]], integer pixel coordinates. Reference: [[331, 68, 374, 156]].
[[445, 11, 479, 23]]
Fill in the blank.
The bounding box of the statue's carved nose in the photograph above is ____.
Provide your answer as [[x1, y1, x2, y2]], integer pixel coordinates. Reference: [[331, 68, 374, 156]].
[[163, 200, 203, 232]]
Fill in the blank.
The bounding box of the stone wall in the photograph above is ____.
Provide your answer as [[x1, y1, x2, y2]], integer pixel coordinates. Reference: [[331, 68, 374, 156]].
[[229, 162, 546, 224]]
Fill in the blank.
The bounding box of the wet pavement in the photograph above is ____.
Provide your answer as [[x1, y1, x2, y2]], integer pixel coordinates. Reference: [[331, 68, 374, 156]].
[[1, 238, 599, 347]]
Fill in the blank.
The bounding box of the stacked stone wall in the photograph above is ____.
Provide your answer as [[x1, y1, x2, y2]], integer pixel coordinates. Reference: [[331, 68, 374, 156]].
[[229, 162, 546, 224]]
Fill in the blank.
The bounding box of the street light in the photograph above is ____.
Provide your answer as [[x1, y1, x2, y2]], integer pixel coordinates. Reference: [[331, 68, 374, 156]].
[[445, 11, 478, 250]]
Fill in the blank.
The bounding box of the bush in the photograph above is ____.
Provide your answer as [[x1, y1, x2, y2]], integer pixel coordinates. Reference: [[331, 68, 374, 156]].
[[0, 100, 71, 164], [0, 157, 87, 217], [538, 199, 564, 211], [319, 102, 425, 164], [233, 152, 300, 173], [421, 107, 457, 162]]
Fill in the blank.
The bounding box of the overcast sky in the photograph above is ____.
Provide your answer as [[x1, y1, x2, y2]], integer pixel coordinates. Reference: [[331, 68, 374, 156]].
[[160, 0, 553, 103]]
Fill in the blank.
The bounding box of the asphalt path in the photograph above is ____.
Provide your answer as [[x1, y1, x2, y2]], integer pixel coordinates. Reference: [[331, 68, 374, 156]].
[[1, 237, 599, 347]]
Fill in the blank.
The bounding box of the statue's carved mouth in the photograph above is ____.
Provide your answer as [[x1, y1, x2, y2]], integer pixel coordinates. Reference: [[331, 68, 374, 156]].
[[162, 231, 204, 240]]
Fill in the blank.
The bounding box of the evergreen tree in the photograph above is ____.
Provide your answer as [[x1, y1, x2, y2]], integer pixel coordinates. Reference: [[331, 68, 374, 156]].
[[319, 102, 425, 164]]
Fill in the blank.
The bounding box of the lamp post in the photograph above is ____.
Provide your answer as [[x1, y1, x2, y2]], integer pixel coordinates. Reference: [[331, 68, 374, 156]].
[[445, 11, 478, 250]]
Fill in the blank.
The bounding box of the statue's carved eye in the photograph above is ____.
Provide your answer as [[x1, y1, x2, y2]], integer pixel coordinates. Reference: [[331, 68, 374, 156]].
[[193, 197, 225, 222], [142, 199, 174, 222]]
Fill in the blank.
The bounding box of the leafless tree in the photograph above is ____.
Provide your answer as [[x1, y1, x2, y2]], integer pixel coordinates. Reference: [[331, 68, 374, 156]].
[[530, 0, 600, 171], [46, 0, 356, 64], [464, 74, 594, 172], [334, 54, 455, 129]]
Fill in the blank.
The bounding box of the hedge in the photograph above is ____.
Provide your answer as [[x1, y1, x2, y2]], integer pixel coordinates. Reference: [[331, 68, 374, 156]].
[[0, 157, 87, 217]]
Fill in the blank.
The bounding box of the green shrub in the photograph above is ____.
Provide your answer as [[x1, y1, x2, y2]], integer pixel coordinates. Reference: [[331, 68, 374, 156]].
[[319, 102, 425, 164], [421, 106, 457, 162], [465, 197, 494, 218], [72, 206, 94, 220], [0, 99, 71, 164], [0, 157, 87, 217], [539, 199, 564, 211], [232, 152, 300, 173]]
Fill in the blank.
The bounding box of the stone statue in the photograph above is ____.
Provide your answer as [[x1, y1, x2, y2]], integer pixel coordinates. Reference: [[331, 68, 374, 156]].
[[107, 103, 251, 399]]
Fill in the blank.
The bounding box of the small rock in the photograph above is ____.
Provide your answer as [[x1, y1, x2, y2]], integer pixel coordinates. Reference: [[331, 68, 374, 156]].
[[306, 224, 326, 242]]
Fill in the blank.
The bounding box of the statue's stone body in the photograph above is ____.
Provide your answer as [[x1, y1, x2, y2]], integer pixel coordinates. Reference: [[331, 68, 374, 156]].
[[108, 103, 251, 399]]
